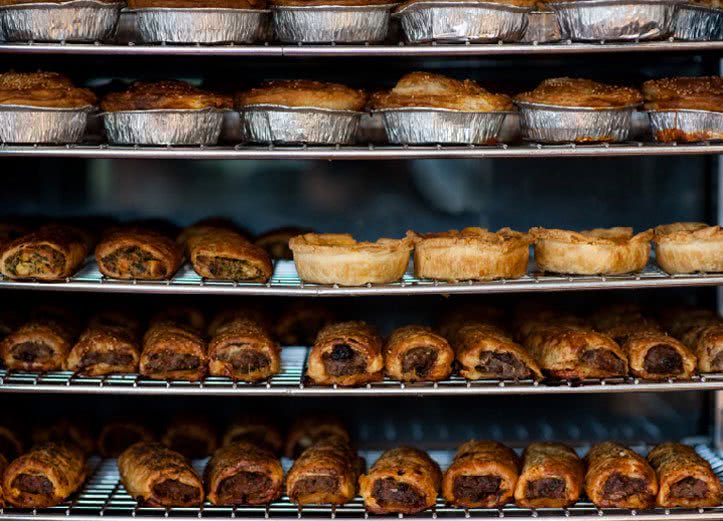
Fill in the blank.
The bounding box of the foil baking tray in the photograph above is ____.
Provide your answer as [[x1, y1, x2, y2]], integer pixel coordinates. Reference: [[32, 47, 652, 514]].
[[515, 101, 637, 143], [375, 108, 509, 144], [129, 7, 272, 44], [103, 109, 227, 145], [0, 0, 122, 42], [394, 0, 532, 43], [240, 104, 362, 144], [648, 109, 723, 142], [548, 0, 679, 41], [674, 3, 723, 40], [521, 9, 561, 42], [0, 104, 93, 144], [272, 4, 396, 43]]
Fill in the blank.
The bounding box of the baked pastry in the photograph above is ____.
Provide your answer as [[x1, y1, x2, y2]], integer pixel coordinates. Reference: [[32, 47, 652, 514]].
[[0, 71, 96, 108], [284, 416, 349, 459], [307, 321, 384, 386], [289, 233, 412, 286], [648, 443, 723, 507], [592, 304, 663, 345], [409, 228, 530, 281], [384, 325, 454, 382], [255, 226, 312, 260], [273, 302, 334, 346], [129, 0, 265, 7], [95, 227, 183, 281], [516, 78, 642, 108], [208, 317, 281, 381], [452, 323, 543, 380], [359, 447, 441, 514], [139, 322, 208, 381], [643, 77, 723, 113], [98, 420, 155, 458], [204, 441, 283, 505], [654, 223, 723, 274], [0, 0, 116, 4], [177, 218, 249, 249], [531, 227, 652, 275], [3, 442, 86, 508], [272, 0, 391, 5], [679, 323, 723, 373], [161, 416, 217, 459], [65, 319, 141, 376], [222, 417, 283, 455], [622, 333, 697, 380], [662, 307, 720, 339], [101, 80, 232, 112], [236, 80, 367, 111], [514, 442, 583, 508], [442, 440, 519, 508], [150, 306, 206, 333], [515, 309, 588, 343], [118, 441, 204, 507], [287, 435, 360, 505], [0, 221, 31, 252], [208, 306, 270, 337], [0, 224, 90, 281], [32, 418, 95, 456], [584, 442, 658, 509], [1, 318, 75, 372], [187, 226, 273, 282]]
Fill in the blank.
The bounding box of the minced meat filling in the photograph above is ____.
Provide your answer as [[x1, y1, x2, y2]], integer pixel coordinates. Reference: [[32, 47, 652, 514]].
[[198, 256, 263, 281], [643, 344, 683, 374], [80, 350, 134, 368], [217, 471, 272, 504], [292, 476, 339, 499], [12, 473, 54, 495], [603, 473, 648, 500], [477, 351, 531, 379], [372, 477, 425, 508], [101, 246, 161, 278], [580, 349, 625, 374], [322, 344, 366, 376], [145, 350, 199, 372], [402, 347, 438, 377], [218, 345, 270, 373], [453, 475, 501, 502], [526, 478, 565, 499], [670, 477, 708, 499], [11, 341, 53, 363], [5, 246, 64, 277], [153, 479, 200, 503]]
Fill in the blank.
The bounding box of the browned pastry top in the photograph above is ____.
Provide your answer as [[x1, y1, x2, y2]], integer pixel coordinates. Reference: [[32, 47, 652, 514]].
[[409, 227, 530, 249], [643, 76, 723, 112], [0, 0, 118, 4], [530, 226, 653, 245], [0, 71, 96, 109], [272, 0, 393, 6], [236, 80, 368, 111], [128, 0, 266, 7], [654, 222, 722, 243], [515, 77, 643, 108], [101, 80, 233, 112], [370, 72, 513, 112], [396, 0, 536, 11]]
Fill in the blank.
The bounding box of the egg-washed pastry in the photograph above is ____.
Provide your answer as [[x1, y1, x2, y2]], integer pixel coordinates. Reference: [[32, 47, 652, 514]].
[[139, 322, 208, 381], [0, 0, 116, 4], [284, 415, 350, 459], [222, 417, 283, 455], [514, 442, 583, 508], [622, 333, 697, 380], [370, 72, 513, 112], [254, 226, 312, 260], [150, 306, 206, 333], [398, 0, 535, 9], [515, 77, 642, 108], [95, 227, 183, 281], [129, 0, 265, 7], [101, 80, 232, 112], [0, 71, 96, 108], [272, 0, 393, 5], [648, 443, 723, 507], [208, 305, 270, 337], [1, 317, 76, 372], [0, 221, 31, 252], [236, 80, 368, 111], [531, 227, 652, 275], [65, 314, 141, 376], [98, 420, 155, 458], [654, 223, 723, 274], [410, 227, 530, 281], [208, 317, 281, 382], [273, 301, 334, 346], [680, 322, 723, 373], [161, 415, 217, 459], [643, 77, 723, 113], [591, 304, 663, 345], [289, 233, 412, 286], [384, 325, 454, 382], [177, 217, 249, 249]]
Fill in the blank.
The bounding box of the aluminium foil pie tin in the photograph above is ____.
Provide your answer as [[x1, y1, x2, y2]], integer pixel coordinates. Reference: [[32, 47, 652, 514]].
[[515, 101, 637, 143], [272, 4, 396, 43], [103, 109, 228, 145], [674, 3, 723, 40], [394, 0, 532, 43], [0, 104, 94, 144], [648, 109, 723, 142], [239, 104, 362, 144], [548, 0, 679, 41], [0, 0, 122, 42], [375, 108, 509, 144], [129, 7, 272, 44], [521, 9, 561, 42]]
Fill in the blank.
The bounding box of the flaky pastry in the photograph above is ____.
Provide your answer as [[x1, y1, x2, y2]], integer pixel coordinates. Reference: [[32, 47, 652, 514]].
[[272, 0, 393, 5], [128, 0, 265, 7], [654, 223, 722, 274], [515, 77, 642, 108], [398, 0, 535, 9], [236, 80, 367, 111], [100, 80, 232, 112], [643, 77, 723, 112], [0, 71, 96, 109], [531, 227, 652, 275]]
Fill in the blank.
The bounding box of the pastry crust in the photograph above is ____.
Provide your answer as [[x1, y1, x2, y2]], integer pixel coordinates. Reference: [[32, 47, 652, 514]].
[[255, 226, 312, 260], [443, 440, 519, 508], [65, 321, 141, 376], [409, 227, 530, 281], [359, 447, 441, 514], [307, 321, 384, 386], [272, 0, 392, 6], [514, 442, 583, 508], [1, 318, 75, 372], [204, 442, 283, 505], [648, 443, 722, 507], [129, 0, 265, 7], [273, 302, 334, 346], [222, 417, 283, 455], [101, 81, 232, 112], [284, 416, 349, 459], [0, 71, 96, 109], [530, 227, 652, 275], [622, 333, 697, 381], [95, 228, 183, 281], [383, 325, 453, 382], [654, 223, 723, 274], [681, 323, 723, 373], [592, 304, 663, 345], [188, 227, 273, 283], [585, 442, 658, 509], [370, 72, 513, 112], [162, 416, 217, 459], [643, 77, 723, 113], [515, 78, 642, 108], [289, 233, 412, 286], [140, 322, 208, 381], [208, 306, 271, 337], [208, 317, 281, 382], [236, 80, 368, 111], [98, 421, 155, 458], [118, 442, 204, 507], [397, 0, 535, 9]]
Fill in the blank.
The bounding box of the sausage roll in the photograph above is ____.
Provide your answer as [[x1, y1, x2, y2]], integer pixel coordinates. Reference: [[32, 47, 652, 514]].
[[140, 322, 208, 381], [162, 416, 217, 459], [664, 308, 720, 340], [208, 318, 280, 382], [150, 306, 206, 333], [3, 442, 86, 508], [187, 226, 273, 282], [524, 325, 628, 379], [384, 325, 454, 382], [585, 442, 658, 509], [118, 442, 204, 507], [443, 440, 519, 508], [359, 447, 441, 514], [222, 417, 283, 455], [33, 418, 95, 456], [284, 416, 350, 459], [287, 435, 360, 505], [453, 323, 543, 380], [98, 420, 155, 458], [273, 302, 334, 346], [648, 443, 723, 507], [592, 304, 663, 345], [682, 324, 723, 373], [622, 334, 697, 380], [514, 442, 584, 508], [65, 323, 141, 376], [307, 321, 384, 386], [0, 224, 89, 281], [208, 306, 270, 338], [95, 228, 183, 280], [1, 319, 75, 372], [205, 442, 283, 505]]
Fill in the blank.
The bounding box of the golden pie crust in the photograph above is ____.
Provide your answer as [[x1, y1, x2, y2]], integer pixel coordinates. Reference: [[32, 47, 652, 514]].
[[530, 227, 652, 275], [272, 0, 393, 6], [515, 77, 642, 108], [409, 227, 530, 281], [397, 0, 536, 10], [643, 76, 723, 113], [236, 80, 367, 111], [128, 0, 266, 7], [101, 80, 233, 112], [0, 71, 96, 109], [654, 222, 723, 274], [289, 233, 412, 286], [370, 72, 513, 112]]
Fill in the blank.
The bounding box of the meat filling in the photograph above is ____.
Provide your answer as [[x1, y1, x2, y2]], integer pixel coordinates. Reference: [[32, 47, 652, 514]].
[[322, 343, 366, 376], [292, 476, 339, 499], [5, 246, 64, 277], [643, 344, 683, 374], [476, 351, 531, 379], [670, 477, 708, 499], [526, 478, 565, 499], [101, 246, 163, 278], [152, 479, 200, 504], [580, 349, 625, 374], [453, 475, 501, 502], [145, 350, 200, 373], [603, 473, 648, 500], [217, 345, 270, 373], [80, 350, 134, 369], [371, 477, 425, 508], [401, 347, 438, 377], [217, 471, 272, 504], [168, 435, 209, 459], [11, 341, 53, 363], [102, 427, 145, 457], [12, 473, 54, 495], [198, 256, 263, 281]]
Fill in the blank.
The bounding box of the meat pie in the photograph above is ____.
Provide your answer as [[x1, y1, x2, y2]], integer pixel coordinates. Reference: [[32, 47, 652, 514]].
[[384, 325, 454, 382], [648, 443, 722, 507], [140, 322, 207, 381], [284, 416, 350, 459], [222, 417, 283, 455], [208, 317, 280, 382], [162, 416, 217, 459], [585, 442, 657, 508], [514, 442, 583, 508]]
